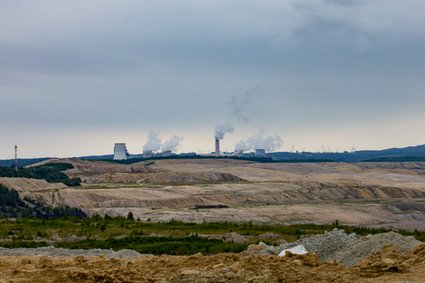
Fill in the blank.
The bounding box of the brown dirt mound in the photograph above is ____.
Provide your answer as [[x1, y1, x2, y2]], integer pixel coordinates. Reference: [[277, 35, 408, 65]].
[[1, 246, 425, 283], [352, 243, 425, 279]]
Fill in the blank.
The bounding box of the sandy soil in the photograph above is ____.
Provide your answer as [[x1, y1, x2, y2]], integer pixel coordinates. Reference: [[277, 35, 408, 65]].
[[6, 159, 425, 229], [1, 244, 425, 282]]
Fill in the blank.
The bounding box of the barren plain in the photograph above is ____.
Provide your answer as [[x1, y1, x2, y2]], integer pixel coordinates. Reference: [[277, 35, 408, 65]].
[[3, 158, 424, 230]]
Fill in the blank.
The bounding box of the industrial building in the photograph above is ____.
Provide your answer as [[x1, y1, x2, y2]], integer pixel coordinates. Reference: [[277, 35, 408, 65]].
[[161, 150, 173, 157], [255, 149, 266, 157], [143, 150, 153, 158], [113, 143, 128, 160]]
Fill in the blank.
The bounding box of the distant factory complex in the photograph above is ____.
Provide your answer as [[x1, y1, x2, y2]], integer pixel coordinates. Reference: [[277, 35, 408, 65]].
[[113, 135, 268, 161]]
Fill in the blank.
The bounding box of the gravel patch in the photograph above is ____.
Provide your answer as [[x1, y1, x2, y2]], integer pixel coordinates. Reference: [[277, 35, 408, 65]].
[[333, 231, 422, 267], [244, 229, 423, 267], [0, 247, 152, 258]]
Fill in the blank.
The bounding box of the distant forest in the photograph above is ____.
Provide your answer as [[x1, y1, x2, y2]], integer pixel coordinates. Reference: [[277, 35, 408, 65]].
[[0, 163, 81, 187], [0, 184, 85, 219], [0, 158, 49, 168]]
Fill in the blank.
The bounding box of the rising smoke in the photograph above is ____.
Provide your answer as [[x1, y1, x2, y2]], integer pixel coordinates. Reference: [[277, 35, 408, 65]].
[[143, 132, 182, 152], [235, 133, 283, 152], [214, 87, 258, 140], [227, 87, 258, 123], [215, 122, 234, 140], [143, 131, 162, 152], [162, 135, 182, 152]]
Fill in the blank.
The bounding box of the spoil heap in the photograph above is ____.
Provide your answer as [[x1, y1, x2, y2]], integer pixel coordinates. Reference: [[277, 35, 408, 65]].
[[244, 229, 422, 267]]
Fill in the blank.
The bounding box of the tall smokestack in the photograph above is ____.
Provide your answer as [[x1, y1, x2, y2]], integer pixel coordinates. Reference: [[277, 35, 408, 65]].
[[215, 138, 220, 155], [14, 145, 18, 172]]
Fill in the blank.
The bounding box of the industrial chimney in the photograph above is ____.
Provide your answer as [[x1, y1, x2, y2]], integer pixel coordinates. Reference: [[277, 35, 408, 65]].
[[215, 138, 220, 155]]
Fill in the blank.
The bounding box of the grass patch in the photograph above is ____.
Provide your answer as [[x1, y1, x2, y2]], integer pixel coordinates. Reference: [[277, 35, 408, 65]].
[[1, 216, 425, 254], [57, 235, 246, 255]]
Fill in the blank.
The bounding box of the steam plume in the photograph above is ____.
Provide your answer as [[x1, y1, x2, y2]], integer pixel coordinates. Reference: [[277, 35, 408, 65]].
[[162, 135, 182, 152], [227, 87, 258, 123], [215, 122, 234, 140], [143, 131, 162, 152], [235, 133, 283, 152]]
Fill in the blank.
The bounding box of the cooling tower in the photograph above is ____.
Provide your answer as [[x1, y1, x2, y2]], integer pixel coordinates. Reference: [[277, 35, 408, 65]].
[[215, 138, 220, 155], [113, 143, 128, 160]]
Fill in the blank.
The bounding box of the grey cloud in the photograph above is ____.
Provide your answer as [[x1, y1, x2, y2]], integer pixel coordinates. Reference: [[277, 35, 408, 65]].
[[227, 87, 259, 123], [1, 0, 425, 157]]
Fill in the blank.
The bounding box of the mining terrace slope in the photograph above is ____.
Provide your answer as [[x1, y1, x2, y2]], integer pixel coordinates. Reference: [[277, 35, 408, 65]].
[[7, 159, 425, 229]]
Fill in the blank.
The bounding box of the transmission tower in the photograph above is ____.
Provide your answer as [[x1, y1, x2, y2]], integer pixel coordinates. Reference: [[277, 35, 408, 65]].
[[14, 145, 18, 172]]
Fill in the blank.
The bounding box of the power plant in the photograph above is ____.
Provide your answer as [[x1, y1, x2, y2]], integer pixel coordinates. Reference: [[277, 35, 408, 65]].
[[143, 150, 153, 158], [112, 129, 279, 159], [113, 143, 128, 160], [255, 149, 266, 157]]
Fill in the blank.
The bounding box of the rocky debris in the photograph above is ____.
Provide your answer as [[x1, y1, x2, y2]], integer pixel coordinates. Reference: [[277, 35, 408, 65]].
[[3, 247, 425, 283], [245, 228, 358, 259], [244, 242, 269, 254], [281, 228, 359, 261], [244, 229, 423, 267], [223, 232, 248, 244], [333, 231, 422, 267], [257, 233, 283, 241], [0, 247, 151, 258], [0, 238, 424, 282]]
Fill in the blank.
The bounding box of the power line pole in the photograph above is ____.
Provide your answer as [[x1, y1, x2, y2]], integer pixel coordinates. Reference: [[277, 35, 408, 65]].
[[14, 145, 18, 172]]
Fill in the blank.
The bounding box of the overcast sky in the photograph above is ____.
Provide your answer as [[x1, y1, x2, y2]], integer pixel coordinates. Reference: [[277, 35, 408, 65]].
[[1, 0, 425, 158]]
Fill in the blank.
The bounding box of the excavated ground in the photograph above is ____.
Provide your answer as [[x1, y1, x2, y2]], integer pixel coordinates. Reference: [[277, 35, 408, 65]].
[[3, 159, 425, 282], [4, 159, 425, 229], [1, 244, 425, 283]]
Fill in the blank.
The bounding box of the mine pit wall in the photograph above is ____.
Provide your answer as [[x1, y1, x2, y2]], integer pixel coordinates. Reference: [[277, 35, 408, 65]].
[[2, 174, 425, 230], [3, 177, 425, 211]]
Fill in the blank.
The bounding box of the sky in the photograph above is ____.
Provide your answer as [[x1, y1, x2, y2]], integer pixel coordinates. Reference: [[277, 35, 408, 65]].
[[1, 0, 425, 158]]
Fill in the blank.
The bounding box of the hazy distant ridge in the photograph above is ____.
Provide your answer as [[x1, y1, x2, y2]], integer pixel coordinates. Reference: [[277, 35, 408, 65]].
[[2, 144, 425, 167]]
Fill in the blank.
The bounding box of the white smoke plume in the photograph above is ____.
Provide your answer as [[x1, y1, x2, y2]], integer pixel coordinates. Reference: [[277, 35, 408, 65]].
[[227, 87, 258, 123], [162, 135, 182, 152], [143, 131, 162, 152], [235, 133, 283, 152], [215, 122, 234, 140], [214, 87, 258, 141]]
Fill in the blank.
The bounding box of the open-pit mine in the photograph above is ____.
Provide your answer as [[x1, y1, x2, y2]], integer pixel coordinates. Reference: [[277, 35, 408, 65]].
[[3, 158, 425, 230]]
